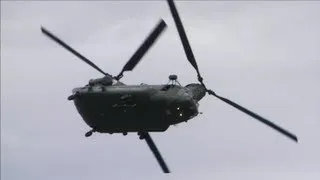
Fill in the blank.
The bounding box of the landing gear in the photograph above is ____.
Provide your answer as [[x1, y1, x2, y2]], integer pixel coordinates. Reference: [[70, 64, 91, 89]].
[[123, 132, 128, 136], [68, 92, 79, 101], [67, 94, 76, 101], [85, 129, 96, 137], [138, 132, 146, 140]]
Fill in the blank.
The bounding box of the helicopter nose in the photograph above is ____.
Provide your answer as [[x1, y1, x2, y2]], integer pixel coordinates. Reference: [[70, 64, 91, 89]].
[[173, 97, 199, 121], [189, 100, 199, 115], [185, 99, 198, 111]]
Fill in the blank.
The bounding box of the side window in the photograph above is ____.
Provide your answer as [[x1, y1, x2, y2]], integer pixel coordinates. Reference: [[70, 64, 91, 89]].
[[113, 94, 136, 108], [120, 94, 132, 101], [121, 94, 135, 105]]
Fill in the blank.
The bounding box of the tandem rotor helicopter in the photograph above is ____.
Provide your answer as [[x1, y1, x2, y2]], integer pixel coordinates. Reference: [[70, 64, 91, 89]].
[[41, 0, 298, 173]]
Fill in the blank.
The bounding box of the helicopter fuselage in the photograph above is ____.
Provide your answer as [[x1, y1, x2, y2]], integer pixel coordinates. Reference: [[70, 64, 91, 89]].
[[70, 82, 206, 134]]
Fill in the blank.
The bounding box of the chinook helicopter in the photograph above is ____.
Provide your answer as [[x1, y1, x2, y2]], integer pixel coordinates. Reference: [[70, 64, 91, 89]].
[[41, 0, 298, 174]]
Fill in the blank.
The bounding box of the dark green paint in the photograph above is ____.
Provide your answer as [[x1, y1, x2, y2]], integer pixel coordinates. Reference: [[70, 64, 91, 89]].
[[71, 80, 206, 134]]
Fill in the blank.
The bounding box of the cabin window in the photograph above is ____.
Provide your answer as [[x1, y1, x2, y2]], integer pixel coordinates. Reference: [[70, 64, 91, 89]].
[[120, 94, 132, 101], [112, 94, 136, 108]]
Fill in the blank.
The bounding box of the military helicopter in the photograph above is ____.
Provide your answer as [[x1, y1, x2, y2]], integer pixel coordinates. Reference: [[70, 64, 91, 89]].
[[41, 0, 298, 174]]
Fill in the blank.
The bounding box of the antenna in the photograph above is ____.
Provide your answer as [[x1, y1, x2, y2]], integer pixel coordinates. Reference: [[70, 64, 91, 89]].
[[168, 74, 181, 86]]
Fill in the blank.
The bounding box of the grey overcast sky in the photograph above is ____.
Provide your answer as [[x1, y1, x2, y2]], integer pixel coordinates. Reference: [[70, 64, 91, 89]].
[[1, 0, 320, 179]]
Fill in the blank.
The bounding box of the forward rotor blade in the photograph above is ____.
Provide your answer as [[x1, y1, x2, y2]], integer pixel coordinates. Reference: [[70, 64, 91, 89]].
[[207, 90, 298, 142], [116, 19, 167, 79], [166, 0, 200, 76], [41, 26, 110, 77], [143, 132, 170, 173]]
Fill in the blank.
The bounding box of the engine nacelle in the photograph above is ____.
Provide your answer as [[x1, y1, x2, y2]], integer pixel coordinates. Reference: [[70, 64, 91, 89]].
[[89, 76, 113, 86], [185, 83, 206, 102]]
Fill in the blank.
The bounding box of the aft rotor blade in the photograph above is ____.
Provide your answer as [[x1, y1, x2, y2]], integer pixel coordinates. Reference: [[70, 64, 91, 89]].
[[116, 19, 167, 80], [143, 132, 170, 173], [41, 26, 111, 77], [207, 90, 298, 142], [166, 0, 201, 76]]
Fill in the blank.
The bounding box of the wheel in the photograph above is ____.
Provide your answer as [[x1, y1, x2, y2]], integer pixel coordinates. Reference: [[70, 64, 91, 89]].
[[139, 134, 145, 140], [67, 95, 75, 101], [68, 92, 80, 101], [85, 131, 93, 137], [123, 132, 128, 136]]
